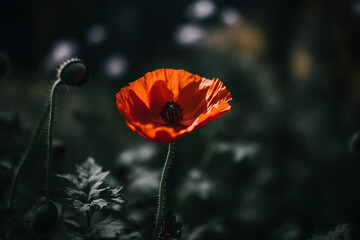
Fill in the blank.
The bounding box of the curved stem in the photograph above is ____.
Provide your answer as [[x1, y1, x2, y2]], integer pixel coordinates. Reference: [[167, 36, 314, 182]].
[[45, 79, 62, 197], [154, 142, 174, 240], [8, 104, 50, 210]]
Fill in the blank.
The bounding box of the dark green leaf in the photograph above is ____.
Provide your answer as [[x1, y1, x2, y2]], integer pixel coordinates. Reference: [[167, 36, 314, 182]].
[[56, 157, 125, 213], [308, 224, 351, 240]]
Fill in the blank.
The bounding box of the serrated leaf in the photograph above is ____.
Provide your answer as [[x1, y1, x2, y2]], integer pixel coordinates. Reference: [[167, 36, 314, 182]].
[[110, 186, 124, 195], [90, 198, 109, 210], [77, 158, 102, 178], [89, 171, 109, 183], [308, 223, 351, 240], [72, 200, 90, 212], [111, 197, 126, 204], [53, 212, 141, 240], [66, 187, 87, 201], [90, 180, 103, 191], [89, 186, 110, 200], [56, 157, 126, 213], [56, 173, 79, 187]]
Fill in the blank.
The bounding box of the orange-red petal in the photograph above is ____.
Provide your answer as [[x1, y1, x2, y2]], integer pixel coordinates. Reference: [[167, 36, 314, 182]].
[[116, 69, 232, 143]]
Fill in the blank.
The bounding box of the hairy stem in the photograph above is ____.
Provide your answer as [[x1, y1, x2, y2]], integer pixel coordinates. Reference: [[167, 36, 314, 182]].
[[154, 142, 174, 240], [8, 104, 50, 210], [45, 79, 62, 197]]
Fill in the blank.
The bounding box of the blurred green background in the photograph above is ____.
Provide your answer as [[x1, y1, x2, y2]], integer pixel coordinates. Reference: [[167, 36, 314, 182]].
[[1, 0, 360, 239]]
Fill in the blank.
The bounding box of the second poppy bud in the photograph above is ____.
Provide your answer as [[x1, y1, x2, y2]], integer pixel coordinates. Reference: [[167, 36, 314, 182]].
[[57, 58, 89, 86]]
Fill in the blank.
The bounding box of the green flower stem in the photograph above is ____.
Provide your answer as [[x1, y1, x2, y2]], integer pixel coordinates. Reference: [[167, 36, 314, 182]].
[[45, 79, 62, 197], [8, 104, 50, 210], [154, 142, 174, 240]]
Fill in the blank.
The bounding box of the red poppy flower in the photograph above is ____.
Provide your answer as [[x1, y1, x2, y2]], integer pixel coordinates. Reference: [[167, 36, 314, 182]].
[[116, 69, 232, 143]]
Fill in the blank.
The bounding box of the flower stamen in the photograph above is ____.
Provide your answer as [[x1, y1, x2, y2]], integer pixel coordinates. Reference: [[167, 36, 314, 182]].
[[160, 101, 184, 124]]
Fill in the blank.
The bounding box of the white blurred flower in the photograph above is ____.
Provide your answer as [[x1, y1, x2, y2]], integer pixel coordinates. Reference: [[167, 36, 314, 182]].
[[187, 219, 224, 240], [117, 145, 158, 196], [236, 187, 261, 223], [179, 168, 214, 201], [186, 0, 216, 19], [217, 141, 260, 163], [128, 167, 159, 195], [220, 7, 242, 25], [44, 40, 78, 70], [117, 144, 156, 166], [104, 55, 128, 79], [174, 24, 207, 46], [87, 24, 107, 44]]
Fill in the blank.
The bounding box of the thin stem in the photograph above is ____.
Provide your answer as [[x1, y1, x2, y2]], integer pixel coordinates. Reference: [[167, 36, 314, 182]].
[[45, 79, 62, 197], [8, 104, 50, 210], [154, 142, 174, 240]]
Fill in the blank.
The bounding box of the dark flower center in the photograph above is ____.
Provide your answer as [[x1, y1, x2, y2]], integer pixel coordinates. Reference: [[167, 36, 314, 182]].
[[160, 101, 184, 124]]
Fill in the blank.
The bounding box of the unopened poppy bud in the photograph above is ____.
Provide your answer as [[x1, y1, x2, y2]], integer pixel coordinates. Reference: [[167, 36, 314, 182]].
[[31, 201, 58, 236], [0, 52, 9, 79], [350, 131, 360, 156], [57, 58, 89, 86]]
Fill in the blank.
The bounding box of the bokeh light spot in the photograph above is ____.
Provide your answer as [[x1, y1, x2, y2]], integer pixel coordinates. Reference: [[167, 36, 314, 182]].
[[221, 7, 242, 25], [104, 55, 128, 78], [118, 144, 156, 165], [43, 40, 78, 71], [186, 0, 216, 19], [51, 41, 77, 64], [87, 24, 106, 44], [174, 24, 207, 45]]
